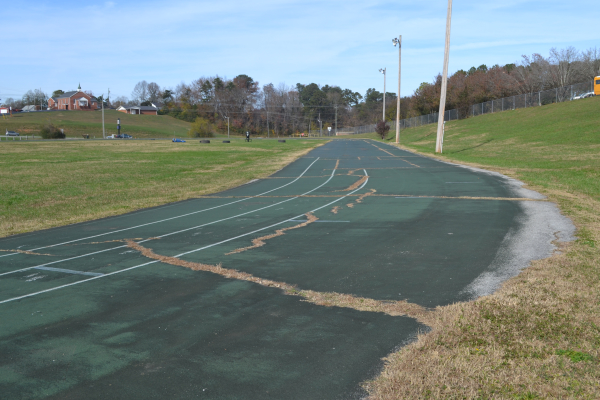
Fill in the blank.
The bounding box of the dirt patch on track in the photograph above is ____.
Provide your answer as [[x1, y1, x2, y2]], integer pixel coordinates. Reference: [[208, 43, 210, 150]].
[[225, 213, 318, 255], [340, 176, 368, 192], [125, 240, 431, 323]]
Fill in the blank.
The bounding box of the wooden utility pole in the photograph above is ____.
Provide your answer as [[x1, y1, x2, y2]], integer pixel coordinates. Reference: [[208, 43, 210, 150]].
[[435, 0, 453, 153], [334, 105, 338, 136]]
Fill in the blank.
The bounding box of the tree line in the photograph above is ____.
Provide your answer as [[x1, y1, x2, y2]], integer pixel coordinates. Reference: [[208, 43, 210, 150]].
[[409, 46, 600, 118], [2, 45, 598, 135]]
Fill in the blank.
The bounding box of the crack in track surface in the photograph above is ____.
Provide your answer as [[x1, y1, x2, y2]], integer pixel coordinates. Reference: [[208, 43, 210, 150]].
[[340, 176, 368, 192], [125, 240, 431, 324], [0, 249, 55, 256], [225, 212, 318, 255]]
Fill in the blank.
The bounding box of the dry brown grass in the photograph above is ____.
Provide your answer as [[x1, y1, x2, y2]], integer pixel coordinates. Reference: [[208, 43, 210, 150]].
[[124, 240, 431, 323], [225, 212, 318, 255], [0, 249, 55, 256], [0, 140, 320, 237], [340, 175, 368, 192], [364, 143, 600, 399]]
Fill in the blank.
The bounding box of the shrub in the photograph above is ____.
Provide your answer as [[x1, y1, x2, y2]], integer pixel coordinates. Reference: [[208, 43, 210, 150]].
[[375, 121, 390, 139], [188, 117, 215, 138], [40, 123, 66, 139]]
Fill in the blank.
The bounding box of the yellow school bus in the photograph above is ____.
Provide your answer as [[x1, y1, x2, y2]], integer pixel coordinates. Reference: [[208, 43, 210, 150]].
[[595, 76, 600, 96]]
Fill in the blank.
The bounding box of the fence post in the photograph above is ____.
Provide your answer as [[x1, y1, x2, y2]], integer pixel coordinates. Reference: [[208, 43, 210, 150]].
[[525, 93, 527, 108], [555, 88, 558, 103], [502, 98, 504, 111], [492, 101, 494, 113], [513, 96, 515, 110]]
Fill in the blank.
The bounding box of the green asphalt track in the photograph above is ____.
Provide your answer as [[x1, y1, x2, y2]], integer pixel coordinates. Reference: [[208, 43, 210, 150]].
[[0, 139, 527, 399]]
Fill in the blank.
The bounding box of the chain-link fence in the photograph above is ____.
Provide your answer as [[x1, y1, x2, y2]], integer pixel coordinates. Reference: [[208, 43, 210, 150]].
[[338, 79, 595, 135], [338, 108, 460, 135], [470, 80, 594, 117]]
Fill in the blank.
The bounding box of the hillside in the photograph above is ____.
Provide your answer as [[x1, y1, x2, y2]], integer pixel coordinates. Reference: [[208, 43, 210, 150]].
[[395, 95, 600, 200], [369, 96, 600, 398], [0, 109, 191, 138]]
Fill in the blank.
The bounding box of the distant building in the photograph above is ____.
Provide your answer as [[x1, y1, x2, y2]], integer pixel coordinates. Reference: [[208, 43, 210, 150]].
[[116, 105, 158, 115], [22, 105, 41, 112], [48, 84, 99, 111]]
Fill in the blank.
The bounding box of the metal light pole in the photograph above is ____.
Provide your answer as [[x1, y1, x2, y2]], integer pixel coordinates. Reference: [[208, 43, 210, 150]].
[[392, 36, 402, 143], [435, 0, 453, 153], [379, 68, 386, 121]]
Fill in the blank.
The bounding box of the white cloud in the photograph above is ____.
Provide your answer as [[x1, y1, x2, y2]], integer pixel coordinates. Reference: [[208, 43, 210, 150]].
[[2, 0, 598, 99]]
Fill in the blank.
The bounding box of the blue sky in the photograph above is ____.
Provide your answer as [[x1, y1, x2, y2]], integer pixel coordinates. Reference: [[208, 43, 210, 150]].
[[1, 0, 598, 101]]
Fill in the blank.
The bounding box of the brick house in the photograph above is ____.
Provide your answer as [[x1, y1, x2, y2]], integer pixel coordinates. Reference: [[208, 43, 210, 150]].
[[48, 84, 99, 111], [116, 105, 158, 115]]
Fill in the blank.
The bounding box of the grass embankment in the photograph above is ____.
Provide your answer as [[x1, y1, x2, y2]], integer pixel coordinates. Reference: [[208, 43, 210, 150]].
[[368, 96, 600, 398], [0, 110, 191, 138], [0, 139, 321, 237]]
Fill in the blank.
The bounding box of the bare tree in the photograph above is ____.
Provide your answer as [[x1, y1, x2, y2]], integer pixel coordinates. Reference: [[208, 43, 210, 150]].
[[512, 53, 552, 93], [581, 47, 600, 80], [112, 96, 130, 107], [22, 89, 48, 108], [548, 46, 581, 88], [131, 80, 149, 104], [147, 82, 161, 103]]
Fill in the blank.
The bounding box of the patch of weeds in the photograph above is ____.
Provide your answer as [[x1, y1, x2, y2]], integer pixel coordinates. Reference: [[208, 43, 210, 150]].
[[556, 349, 594, 363], [576, 227, 596, 247], [513, 391, 539, 399]]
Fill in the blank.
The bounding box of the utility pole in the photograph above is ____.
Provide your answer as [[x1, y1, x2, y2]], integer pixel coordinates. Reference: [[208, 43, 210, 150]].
[[318, 113, 322, 137], [266, 111, 269, 138], [392, 36, 402, 143], [225, 116, 230, 138], [102, 91, 106, 139], [334, 105, 338, 136], [379, 68, 386, 121], [435, 0, 453, 153]]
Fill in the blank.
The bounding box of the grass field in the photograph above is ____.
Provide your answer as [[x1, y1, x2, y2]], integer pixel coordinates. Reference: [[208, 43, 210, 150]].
[[0, 139, 320, 237], [368, 96, 600, 399], [0, 110, 191, 138]]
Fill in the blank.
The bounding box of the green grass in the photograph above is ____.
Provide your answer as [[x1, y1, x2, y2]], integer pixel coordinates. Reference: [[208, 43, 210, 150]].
[[0, 138, 321, 237], [388, 96, 600, 200], [0, 110, 191, 138]]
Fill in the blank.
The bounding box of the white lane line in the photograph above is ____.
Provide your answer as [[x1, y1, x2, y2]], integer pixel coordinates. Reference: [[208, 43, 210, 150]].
[[0, 160, 338, 278], [0, 158, 322, 259], [0, 171, 369, 305], [33, 266, 104, 277], [0, 246, 128, 277]]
